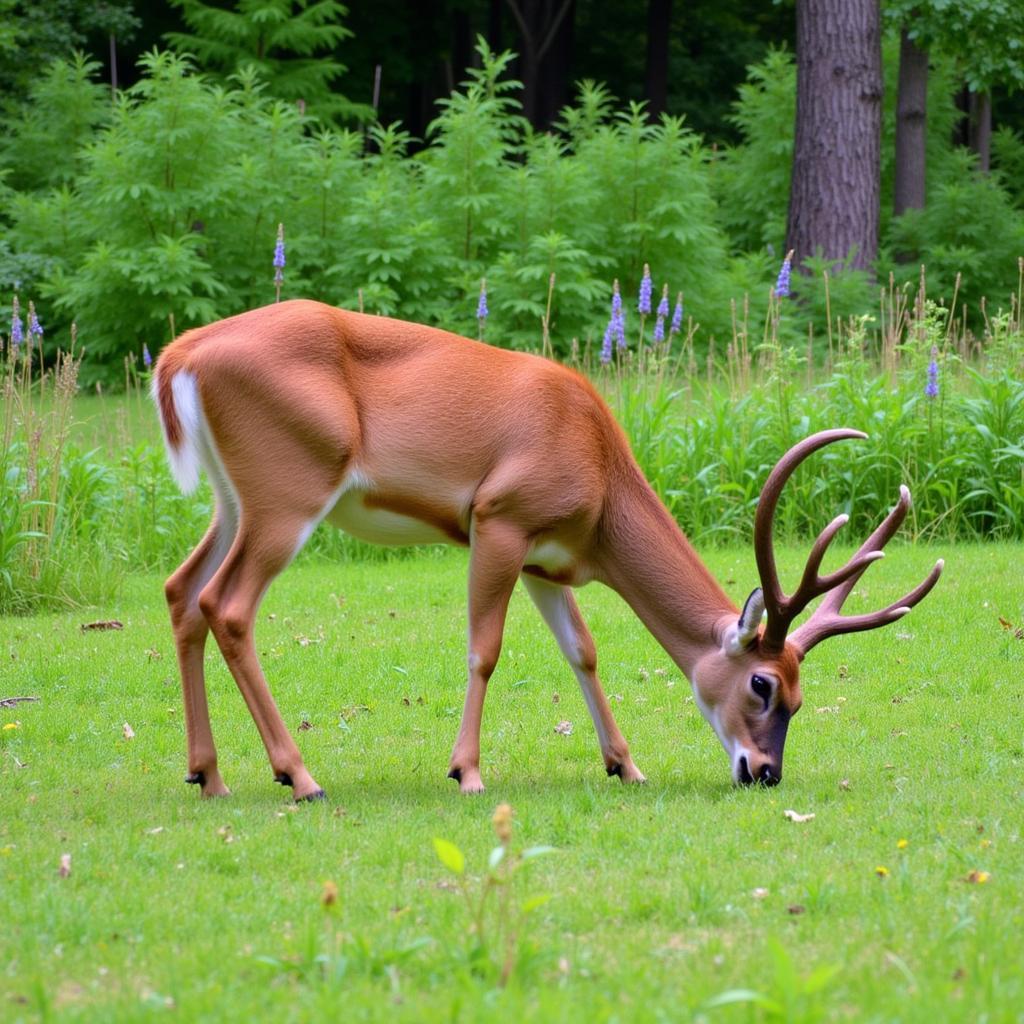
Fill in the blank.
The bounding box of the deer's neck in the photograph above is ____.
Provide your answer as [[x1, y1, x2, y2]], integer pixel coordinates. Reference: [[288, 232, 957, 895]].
[[595, 470, 736, 678]]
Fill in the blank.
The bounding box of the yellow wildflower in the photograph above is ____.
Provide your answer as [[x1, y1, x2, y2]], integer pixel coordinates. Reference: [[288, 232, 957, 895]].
[[897, 838, 909, 850], [492, 803, 513, 845], [2, 722, 19, 731], [321, 880, 339, 907], [875, 865, 889, 878]]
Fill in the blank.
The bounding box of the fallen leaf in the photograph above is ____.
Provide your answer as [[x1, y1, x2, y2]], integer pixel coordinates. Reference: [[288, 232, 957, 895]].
[[752, 887, 769, 900], [998, 616, 1012, 630], [298, 719, 314, 731], [783, 809, 815, 823], [81, 620, 123, 631], [787, 904, 805, 915], [122, 722, 135, 740], [58, 853, 72, 877], [0, 696, 39, 708], [322, 880, 339, 907], [552, 692, 560, 704], [145, 827, 164, 835], [554, 720, 573, 736]]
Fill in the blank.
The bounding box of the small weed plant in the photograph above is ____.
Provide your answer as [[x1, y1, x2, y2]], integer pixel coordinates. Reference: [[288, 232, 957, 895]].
[[433, 803, 555, 986]]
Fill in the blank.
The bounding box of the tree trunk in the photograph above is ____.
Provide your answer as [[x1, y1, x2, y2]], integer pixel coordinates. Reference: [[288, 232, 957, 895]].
[[644, 0, 672, 120], [785, 0, 883, 274], [506, 0, 575, 129], [969, 90, 992, 174], [893, 26, 927, 219]]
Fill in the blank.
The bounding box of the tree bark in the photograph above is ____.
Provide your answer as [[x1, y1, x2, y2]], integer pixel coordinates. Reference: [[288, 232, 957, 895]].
[[785, 0, 883, 274], [893, 26, 927, 219], [644, 0, 672, 120], [505, 0, 575, 128], [969, 90, 992, 174]]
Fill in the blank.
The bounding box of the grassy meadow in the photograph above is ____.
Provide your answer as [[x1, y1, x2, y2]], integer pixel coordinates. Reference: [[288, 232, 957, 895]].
[[2, 542, 1022, 1022]]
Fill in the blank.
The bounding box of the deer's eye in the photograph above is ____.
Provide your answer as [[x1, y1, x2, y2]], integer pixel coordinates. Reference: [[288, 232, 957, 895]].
[[751, 674, 773, 709]]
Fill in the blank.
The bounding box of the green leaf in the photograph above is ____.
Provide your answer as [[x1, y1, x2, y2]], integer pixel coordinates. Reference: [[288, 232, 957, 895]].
[[521, 845, 556, 861], [432, 837, 465, 876], [520, 893, 551, 914]]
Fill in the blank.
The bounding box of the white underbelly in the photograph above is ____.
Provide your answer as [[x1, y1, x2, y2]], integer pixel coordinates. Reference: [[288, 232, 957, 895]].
[[325, 487, 454, 546]]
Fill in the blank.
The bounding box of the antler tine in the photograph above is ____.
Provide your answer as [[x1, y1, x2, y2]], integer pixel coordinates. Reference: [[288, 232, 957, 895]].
[[755, 429, 868, 651], [802, 484, 912, 626], [789, 557, 944, 655]]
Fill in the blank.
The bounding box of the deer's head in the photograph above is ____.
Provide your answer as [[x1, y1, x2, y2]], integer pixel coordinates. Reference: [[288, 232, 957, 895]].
[[691, 430, 943, 786]]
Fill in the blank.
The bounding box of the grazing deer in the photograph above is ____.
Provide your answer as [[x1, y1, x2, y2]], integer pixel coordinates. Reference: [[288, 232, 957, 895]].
[[153, 300, 942, 800]]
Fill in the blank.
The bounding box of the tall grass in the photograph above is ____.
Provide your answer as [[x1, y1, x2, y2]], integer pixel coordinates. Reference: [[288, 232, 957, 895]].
[[1, 266, 1022, 614]]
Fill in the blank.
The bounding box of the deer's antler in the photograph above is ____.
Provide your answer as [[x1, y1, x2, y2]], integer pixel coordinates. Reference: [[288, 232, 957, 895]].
[[753, 430, 943, 656]]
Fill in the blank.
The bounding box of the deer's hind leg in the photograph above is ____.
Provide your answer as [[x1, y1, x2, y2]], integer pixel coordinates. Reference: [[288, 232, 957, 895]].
[[165, 510, 237, 797], [197, 506, 333, 801]]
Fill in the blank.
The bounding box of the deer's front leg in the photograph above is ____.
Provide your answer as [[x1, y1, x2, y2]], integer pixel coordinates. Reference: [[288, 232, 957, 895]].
[[521, 575, 646, 784], [448, 519, 527, 794]]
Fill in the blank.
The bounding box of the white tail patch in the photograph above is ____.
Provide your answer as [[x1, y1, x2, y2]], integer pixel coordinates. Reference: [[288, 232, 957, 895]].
[[153, 370, 203, 494]]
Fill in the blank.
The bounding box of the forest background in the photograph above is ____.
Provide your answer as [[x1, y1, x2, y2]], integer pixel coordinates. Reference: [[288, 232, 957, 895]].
[[3, 0, 1024, 379]]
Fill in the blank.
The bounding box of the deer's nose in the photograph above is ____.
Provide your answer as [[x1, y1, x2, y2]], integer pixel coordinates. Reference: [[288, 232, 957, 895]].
[[758, 762, 781, 787]]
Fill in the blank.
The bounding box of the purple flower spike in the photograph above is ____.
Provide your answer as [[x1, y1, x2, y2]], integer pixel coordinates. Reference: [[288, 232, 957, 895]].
[[600, 321, 613, 364], [10, 296, 23, 353], [925, 348, 939, 399], [476, 279, 488, 322], [273, 223, 285, 294], [656, 285, 669, 320], [27, 303, 43, 338], [774, 250, 793, 298], [670, 293, 683, 335], [143, 343, 152, 370], [638, 263, 652, 315]]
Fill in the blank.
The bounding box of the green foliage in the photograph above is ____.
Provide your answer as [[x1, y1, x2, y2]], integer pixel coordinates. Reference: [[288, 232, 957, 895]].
[[0, 0, 137, 115], [164, 0, 368, 123], [0, 52, 111, 192], [885, 150, 1024, 313], [885, 0, 1024, 94], [712, 46, 795, 255]]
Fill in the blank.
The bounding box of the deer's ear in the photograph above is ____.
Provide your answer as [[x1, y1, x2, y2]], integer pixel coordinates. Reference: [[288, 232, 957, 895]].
[[722, 588, 765, 657]]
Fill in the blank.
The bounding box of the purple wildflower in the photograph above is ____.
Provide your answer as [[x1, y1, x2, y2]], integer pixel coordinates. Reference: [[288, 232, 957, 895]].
[[670, 293, 683, 335], [637, 263, 652, 315], [27, 302, 43, 338], [476, 279, 488, 322], [925, 348, 939, 399], [10, 296, 23, 354], [143, 343, 152, 370], [774, 250, 793, 298], [652, 284, 669, 344], [273, 223, 285, 297], [601, 280, 627, 362]]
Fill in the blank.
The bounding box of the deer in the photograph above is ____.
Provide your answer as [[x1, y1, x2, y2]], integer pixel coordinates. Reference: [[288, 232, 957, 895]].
[[153, 299, 943, 801]]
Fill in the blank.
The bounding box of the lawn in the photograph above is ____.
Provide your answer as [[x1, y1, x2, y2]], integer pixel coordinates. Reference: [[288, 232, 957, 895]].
[[1, 543, 1021, 1022]]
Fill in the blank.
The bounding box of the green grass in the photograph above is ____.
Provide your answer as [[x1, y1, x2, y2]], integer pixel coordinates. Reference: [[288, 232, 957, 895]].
[[1, 544, 1022, 1022]]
